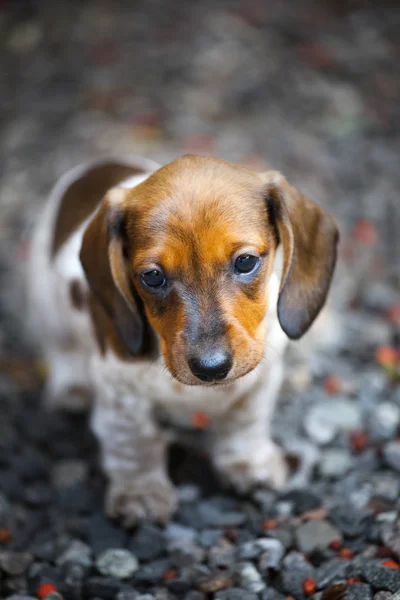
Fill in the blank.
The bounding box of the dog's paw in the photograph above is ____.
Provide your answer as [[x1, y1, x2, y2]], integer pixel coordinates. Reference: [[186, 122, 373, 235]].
[[106, 473, 177, 527], [214, 442, 288, 493]]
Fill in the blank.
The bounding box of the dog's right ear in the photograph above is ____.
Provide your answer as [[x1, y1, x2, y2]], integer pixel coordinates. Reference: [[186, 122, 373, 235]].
[[80, 188, 144, 355]]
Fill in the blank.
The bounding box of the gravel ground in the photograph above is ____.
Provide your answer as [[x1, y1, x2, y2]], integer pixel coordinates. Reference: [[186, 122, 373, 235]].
[[0, 1, 400, 599]]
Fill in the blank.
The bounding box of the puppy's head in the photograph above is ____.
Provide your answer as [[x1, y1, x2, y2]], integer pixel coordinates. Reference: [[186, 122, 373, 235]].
[[80, 155, 338, 385]]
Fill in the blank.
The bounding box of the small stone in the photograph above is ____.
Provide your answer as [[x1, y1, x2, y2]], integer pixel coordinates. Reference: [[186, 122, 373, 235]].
[[370, 403, 400, 440], [183, 592, 205, 600], [56, 540, 92, 568], [260, 591, 286, 600], [344, 583, 373, 600], [304, 399, 362, 444], [239, 538, 284, 570], [153, 590, 178, 600], [236, 561, 266, 593], [135, 596, 156, 600], [207, 539, 236, 569], [96, 549, 139, 579], [0, 492, 13, 528], [6, 596, 37, 600], [51, 460, 87, 489], [198, 529, 222, 548], [374, 593, 393, 600], [371, 473, 400, 503], [164, 524, 197, 544], [316, 558, 348, 588], [168, 539, 205, 567], [329, 504, 372, 538], [383, 441, 400, 472], [381, 521, 400, 559], [196, 572, 234, 593], [281, 552, 315, 599], [363, 561, 400, 593], [215, 588, 258, 600], [0, 551, 33, 575], [60, 562, 85, 600], [198, 499, 246, 527], [296, 520, 342, 553], [134, 559, 171, 585], [129, 524, 165, 561], [86, 512, 127, 556], [83, 576, 122, 598], [319, 449, 353, 478], [177, 485, 200, 504], [281, 489, 322, 515], [116, 591, 141, 600]]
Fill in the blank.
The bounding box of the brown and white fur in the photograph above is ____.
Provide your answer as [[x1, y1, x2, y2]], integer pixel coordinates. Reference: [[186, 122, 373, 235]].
[[27, 154, 338, 526]]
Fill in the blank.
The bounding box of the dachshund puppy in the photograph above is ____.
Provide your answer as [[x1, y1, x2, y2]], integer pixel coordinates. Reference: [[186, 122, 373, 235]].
[[28, 154, 338, 526]]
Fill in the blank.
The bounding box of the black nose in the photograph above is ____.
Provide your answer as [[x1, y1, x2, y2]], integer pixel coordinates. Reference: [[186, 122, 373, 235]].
[[188, 350, 233, 382]]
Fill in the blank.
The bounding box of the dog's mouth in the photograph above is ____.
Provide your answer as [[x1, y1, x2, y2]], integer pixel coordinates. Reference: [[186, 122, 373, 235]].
[[170, 361, 260, 387]]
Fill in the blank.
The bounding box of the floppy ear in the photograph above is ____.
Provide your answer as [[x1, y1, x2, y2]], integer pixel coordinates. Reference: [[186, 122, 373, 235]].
[[262, 171, 339, 339], [79, 188, 144, 355]]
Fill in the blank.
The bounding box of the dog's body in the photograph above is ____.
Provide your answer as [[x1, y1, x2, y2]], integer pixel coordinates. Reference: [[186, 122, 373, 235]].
[[28, 154, 338, 526]]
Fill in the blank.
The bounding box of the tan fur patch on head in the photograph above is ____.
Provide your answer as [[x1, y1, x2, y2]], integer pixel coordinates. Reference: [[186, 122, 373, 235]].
[[119, 155, 277, 384]]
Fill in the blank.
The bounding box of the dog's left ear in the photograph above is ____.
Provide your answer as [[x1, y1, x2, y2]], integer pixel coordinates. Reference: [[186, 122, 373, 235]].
[[261, 171, 339, 339]]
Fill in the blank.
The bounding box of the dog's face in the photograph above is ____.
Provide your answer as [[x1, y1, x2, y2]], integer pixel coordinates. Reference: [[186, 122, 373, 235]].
[[81, 155, 339, 385]]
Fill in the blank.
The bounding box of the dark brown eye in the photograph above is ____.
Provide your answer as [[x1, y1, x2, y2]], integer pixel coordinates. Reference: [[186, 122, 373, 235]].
[[234, 254, 260, 275], [141, 269, 166, 289]]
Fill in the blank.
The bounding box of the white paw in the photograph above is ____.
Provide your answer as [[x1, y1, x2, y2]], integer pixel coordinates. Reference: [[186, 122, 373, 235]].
[[106, 472, 177, 527], [214, 442, 289, 493]]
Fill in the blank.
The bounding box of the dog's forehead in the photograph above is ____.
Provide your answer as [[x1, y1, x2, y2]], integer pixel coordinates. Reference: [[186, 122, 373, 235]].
[[126, 156, 273, 270]]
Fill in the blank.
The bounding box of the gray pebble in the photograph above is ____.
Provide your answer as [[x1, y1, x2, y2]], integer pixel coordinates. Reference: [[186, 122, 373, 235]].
[[257, 540, 285, 570], [177, 485, 200, 504], [168, 539, 205, 567], [5, 597, 37, 600], [295, 519, 341, 553], [381, 521, 400, 558], [56, 539, 92, 568], [304, 399, 362, 444], [371, 473, 400, 503], [96, 548, 139, 579], [363, 561, 400, 593], [236, 561, 266, 593], [198, 529, 222, 548], [0, 491, 13, 528], [319, 449, 353, 478], [208, 539, 236, 569], [183, 593, 205, 600], [369, 403, 400, 440], [344, 583, 373, 600], [374, 593, 393, 600], [0, 551, 33, 576], [129, 525, 165, 561], [51, 459, 87, 489], [383, 441, 400, 472], [215, 587, 258, 600], [281, 552, 315, 599], [260, 590, 286, 600], [316, 557, 348, 588], [164, 523, 197, 544], [239, 537, 279, 560]]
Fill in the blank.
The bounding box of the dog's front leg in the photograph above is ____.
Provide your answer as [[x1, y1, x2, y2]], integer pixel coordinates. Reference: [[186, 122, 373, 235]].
[[211, 362, 288, 493], [91, 388, 176, 527]]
